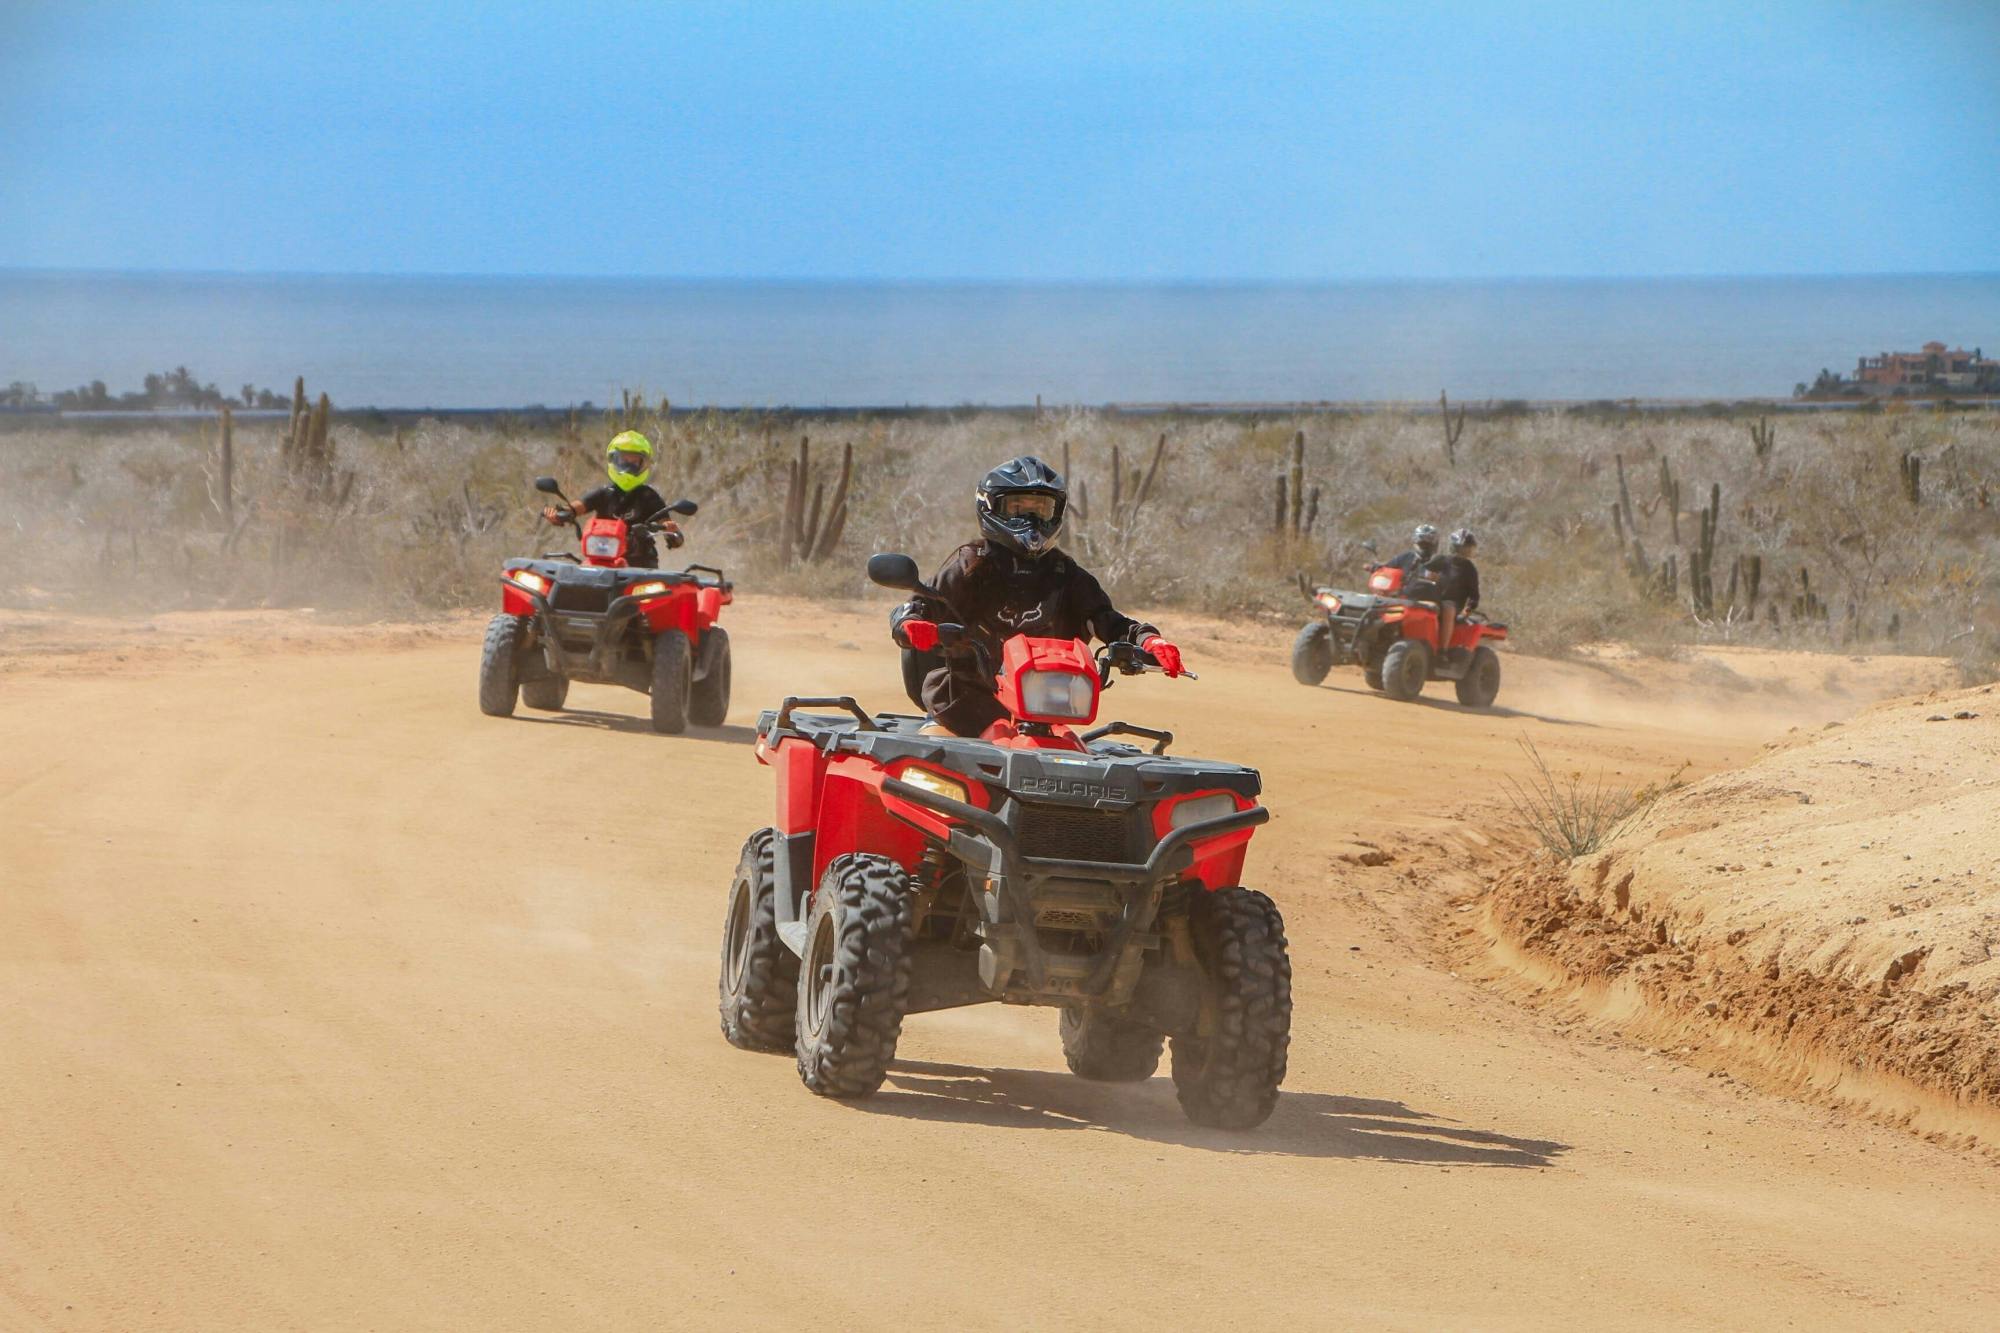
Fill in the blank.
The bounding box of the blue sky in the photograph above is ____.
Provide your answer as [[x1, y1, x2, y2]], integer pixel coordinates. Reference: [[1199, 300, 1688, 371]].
[[3, 0, 1996, 280]]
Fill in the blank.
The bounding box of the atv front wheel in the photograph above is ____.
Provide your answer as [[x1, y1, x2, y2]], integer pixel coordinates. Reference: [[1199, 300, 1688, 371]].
[[1290, 621, 1334, 686], [478, 613, 523, 717], [718, 828, 799, 1052], [650, 629, 691, 733], [1380, 639, 1431, 702], [1060, 1005, 1165, 1081], [796, 853, 913, 1098], [521, 671, 568, 711], [1454, 644, 1502, 708], [689, 627, 731, 728], [1362, 646, 1386, 691], [1171, 887, 1291, 1129]]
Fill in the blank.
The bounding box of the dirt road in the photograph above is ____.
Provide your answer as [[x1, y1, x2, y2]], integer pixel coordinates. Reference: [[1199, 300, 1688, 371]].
[[3, 600, 1995, 1329]]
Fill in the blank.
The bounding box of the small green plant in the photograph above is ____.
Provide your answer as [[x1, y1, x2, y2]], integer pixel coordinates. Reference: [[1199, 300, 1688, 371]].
[[1502, 739, 1646, 858]]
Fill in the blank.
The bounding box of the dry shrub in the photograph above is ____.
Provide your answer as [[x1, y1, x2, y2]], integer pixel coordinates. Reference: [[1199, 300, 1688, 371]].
[[1, 406, 1996, 680]]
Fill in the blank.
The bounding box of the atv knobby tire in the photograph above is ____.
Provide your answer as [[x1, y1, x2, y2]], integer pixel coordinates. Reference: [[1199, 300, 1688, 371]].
[[478, 613, 523, 717], [521, 671, 568, 711], [796, 853, 913, 1098], [1455, 644, 1502, 708], [718, 827, 799, 1052], [1290, 621, 1334, 687], [1170, 887, 1291, 1129], [1381, 638, 1431, 702], [650, 629, 691, 734], [1060, 1005, 1165, 1081], [1362, 646, 1387, 692], [689, 626, 732, 728]]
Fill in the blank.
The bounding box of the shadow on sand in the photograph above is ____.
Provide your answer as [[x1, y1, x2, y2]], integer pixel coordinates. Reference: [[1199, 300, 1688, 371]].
[[853, 1059, 1569, 1167], [1308, 679, 1591, 728], [514, 709, 758, 745]]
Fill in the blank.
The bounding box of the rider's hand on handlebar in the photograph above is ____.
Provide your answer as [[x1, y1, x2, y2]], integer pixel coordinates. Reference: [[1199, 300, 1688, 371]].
[[897, 619, 941, 652], [542, 505, 573, 525], [1141, 635, 1185, 677], [660, 520, 685, 549]]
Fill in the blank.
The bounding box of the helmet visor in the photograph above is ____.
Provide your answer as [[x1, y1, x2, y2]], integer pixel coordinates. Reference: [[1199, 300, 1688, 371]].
[[997, 492, 1059, 521], [609, 451, 650, 476]]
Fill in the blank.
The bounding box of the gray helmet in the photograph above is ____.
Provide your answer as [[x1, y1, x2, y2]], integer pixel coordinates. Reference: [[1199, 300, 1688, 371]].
[[1412, 523, 1440, 558], [977, 455, 1067, 558], [1450, 527, 1477, 552]]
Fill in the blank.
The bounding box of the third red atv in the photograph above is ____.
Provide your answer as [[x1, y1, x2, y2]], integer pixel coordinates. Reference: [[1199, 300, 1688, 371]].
[[717, 553, 1291, 1129], [1291, 564, 1507, 707]]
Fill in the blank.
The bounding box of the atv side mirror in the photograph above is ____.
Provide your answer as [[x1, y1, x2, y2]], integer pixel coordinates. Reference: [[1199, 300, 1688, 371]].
[[533, 476, 563, 495], [867, 553, 923, 592], [669, 498, 698, 516]]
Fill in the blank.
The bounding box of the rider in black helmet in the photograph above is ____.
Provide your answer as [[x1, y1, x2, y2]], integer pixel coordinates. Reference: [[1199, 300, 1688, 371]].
[[890, 455, 1185, 736], [1378, 523, 1440, 584], [1420, 527, 1482, 657]]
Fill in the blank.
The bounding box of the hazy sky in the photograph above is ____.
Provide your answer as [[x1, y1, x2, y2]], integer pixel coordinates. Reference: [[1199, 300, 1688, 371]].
[[3, 0, 1996, 280]]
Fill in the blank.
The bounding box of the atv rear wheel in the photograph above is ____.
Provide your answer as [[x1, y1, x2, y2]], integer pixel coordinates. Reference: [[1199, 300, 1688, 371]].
[[796, 853, 913, 1098], [521, 671, 568, 711], [718, 828, 799, 1052], [649, 629, 691, 734], [478, 613, 523, 717], [689, 626, 731, 728], [1290, 621, 1334, 686], [1171, 887, 1291, 1129], [1454, 644, 1502, 708], [1060, 1005, 1165, 1081], [1380, 638, 1431, 702]]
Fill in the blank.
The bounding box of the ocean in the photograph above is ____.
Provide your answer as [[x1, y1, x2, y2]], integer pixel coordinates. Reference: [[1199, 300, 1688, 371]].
[[4, 270, 1996, 410]]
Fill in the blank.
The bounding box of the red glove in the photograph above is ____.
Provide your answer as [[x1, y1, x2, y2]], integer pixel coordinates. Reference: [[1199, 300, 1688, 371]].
[[899, 619, 940, 652], [1141, 635, 1184, 677]]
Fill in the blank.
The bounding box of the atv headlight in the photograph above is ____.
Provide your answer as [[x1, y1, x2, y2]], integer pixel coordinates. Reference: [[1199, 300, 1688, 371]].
[[1169, 792, 1238, 830], [628, 580, 668, 598], [584, 534, 621, 558], [897, 766, 968, 805], [1314, 590, 1341, 611], [1020, 670, 1094, 720], [508, 568, 549, 594]]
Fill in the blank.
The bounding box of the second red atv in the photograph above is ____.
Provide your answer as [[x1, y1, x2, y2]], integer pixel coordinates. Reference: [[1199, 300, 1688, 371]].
[[1291, 564, 1508, 706], [478, 476, 732, 733], [717, 553, 1291, 1129]]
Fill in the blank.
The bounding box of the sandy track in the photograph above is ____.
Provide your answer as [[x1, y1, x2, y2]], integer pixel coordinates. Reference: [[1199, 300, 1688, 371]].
[[2, 599, 1995, 1329]]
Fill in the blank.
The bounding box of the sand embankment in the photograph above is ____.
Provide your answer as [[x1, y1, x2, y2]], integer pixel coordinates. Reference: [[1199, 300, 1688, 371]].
[[1487, 681, 2000, 1146]]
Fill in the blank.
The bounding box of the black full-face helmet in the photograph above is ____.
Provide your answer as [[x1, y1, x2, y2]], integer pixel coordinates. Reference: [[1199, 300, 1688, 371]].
[[1413, 523, 1440, 559], [977, 455, 1067, 558]]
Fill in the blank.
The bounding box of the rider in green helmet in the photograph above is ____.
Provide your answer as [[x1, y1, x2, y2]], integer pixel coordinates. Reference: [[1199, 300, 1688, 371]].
[[541, 430, 683, 568]]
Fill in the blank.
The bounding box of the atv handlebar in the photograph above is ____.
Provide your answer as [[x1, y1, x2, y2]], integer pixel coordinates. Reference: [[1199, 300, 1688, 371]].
[[1096, 640, 1197, 683]]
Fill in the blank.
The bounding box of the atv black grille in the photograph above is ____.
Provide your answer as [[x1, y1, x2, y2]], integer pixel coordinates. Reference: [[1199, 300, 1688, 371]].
[[551, 582, 612, 614], [1015, 803, 1131, 862]]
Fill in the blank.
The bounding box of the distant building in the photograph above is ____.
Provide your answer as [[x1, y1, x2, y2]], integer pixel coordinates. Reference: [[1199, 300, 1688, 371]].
[[1854, 341, 1999, 392]]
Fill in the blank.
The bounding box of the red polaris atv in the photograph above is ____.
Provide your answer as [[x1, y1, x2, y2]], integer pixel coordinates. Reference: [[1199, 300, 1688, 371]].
[[1292, 563, 1507, 706], [717, 553, 1291, 1129], [479, 476, 732, 733]]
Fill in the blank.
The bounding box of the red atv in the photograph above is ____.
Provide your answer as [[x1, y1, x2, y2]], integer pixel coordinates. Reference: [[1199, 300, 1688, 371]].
[[479, 476, 732, 733], [717, 553, 1291, 1129], [1292, 564, 1507, 706]]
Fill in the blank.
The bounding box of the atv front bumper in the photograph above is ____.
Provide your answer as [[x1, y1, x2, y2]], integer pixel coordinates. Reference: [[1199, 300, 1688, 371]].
[[881, 776, 1269, 1006]]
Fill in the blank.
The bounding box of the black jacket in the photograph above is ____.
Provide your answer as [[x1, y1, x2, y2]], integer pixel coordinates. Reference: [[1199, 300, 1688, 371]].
[[891, 542, 1156, 733], [580, 482, 668, 568], [1417, 553, 1480, 611]]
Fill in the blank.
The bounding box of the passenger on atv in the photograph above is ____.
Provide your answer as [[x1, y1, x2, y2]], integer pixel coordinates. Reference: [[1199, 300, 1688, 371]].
[[540, 430, 684, 569], [1410, 527, 1482, 659], [888, 455, 1185, 736]]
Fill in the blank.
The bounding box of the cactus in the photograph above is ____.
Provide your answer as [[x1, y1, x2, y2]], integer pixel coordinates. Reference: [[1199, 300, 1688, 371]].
[[780, 435, 857, 565], [217, 404, 234, 527], [1440, 390, 1467, 465], [1899, 451, 1922, 505], [1289, 430, 1305, 534], [1749, 416, 1775, 462], [1688, 481, 1721, 616], [1658, 456, 1682, 544]]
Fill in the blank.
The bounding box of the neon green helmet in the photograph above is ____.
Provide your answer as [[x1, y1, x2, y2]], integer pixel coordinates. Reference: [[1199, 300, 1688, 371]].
[[605, 430, 654, 492]]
